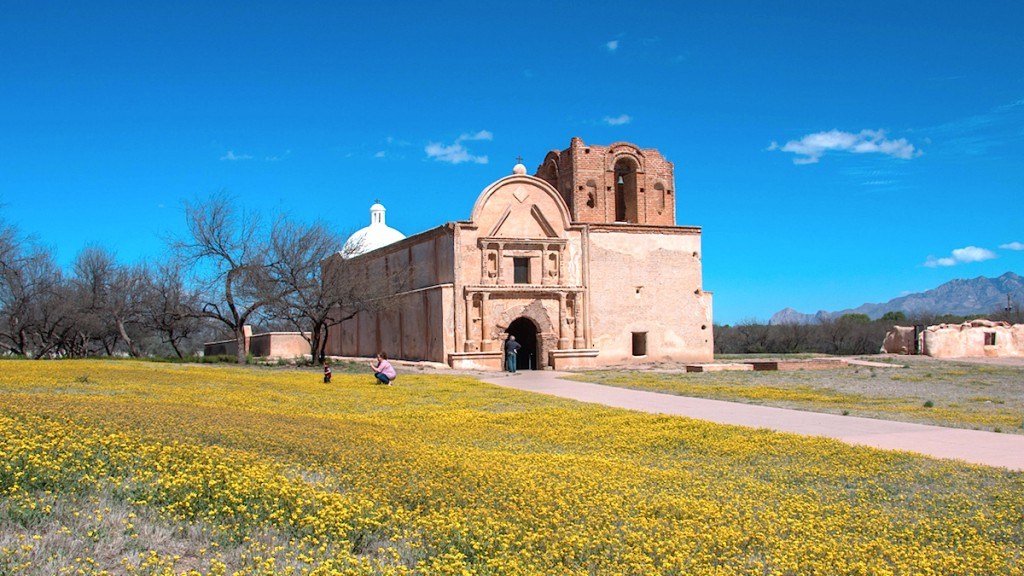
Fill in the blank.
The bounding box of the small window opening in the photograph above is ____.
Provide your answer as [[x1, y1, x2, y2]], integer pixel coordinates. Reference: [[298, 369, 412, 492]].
[[632, 332, 647, 356], [985, 332, 997, 346], [513, 257, 530, 284]]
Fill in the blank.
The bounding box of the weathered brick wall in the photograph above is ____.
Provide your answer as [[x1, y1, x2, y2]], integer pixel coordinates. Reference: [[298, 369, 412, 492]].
[[536, 138, 677, 226]]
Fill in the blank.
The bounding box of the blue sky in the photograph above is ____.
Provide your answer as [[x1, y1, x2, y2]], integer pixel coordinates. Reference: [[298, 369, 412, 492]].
[[1, 1, 1021, 324]]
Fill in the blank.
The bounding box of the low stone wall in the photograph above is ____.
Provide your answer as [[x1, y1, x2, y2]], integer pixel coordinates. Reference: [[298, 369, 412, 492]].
[[748, 358, 847, 371], [203, 328, 310, 360], [248, 332, 311, 359], [203, 339, 239, 358], [685, 363, 754, 373]]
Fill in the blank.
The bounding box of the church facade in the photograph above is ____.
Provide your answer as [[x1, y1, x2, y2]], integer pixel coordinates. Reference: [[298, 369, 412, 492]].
[[324, 138, 714, 370]]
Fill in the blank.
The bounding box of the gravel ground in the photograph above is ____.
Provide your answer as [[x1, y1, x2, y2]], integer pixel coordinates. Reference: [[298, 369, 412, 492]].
[[569, 354, 1024, 434]]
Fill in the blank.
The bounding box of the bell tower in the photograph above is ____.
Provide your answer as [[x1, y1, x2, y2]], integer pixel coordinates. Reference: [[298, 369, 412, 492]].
[[535, 137, 677, 226]]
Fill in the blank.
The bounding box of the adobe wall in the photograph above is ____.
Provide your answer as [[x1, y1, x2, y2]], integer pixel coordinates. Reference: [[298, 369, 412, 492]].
[[203, 340, 237, 358], [329, 285, 454, 362], [921, 321, 1024, 358], [202, 326, 251, 358], [336, 225, 455, 292], [248, 332, 311, 359], [324, 226, 456, 362], [585, 225, 713, 363], [882, 326, 918, 354]]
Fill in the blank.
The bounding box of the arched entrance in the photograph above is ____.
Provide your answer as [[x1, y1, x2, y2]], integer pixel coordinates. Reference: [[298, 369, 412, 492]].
[[507, 317, 539, 370]]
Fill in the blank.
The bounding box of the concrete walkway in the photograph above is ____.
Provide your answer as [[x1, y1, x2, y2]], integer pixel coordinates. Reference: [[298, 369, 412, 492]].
[[478, 370, 1024, 471]]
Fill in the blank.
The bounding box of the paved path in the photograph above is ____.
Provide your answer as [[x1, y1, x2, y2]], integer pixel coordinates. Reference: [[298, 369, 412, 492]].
[[478, 370, 1024, 471]]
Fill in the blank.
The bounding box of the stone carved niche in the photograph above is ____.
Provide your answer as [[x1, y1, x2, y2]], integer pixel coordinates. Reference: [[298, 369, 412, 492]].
[[480, 243, 500, 285], [486, 252, 497, 279], [585, 179, 597, 209], [654, 182, 666, 214], [546, 251, 559, 283], [479, 239, 567, 287]]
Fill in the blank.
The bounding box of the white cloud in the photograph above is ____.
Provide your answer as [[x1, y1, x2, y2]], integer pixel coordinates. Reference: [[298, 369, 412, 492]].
[[374, 151, 386, 158], [923, 246, 997, 267], [770, 129, 922, 165], [264, 149, 291, 162], [459, 130, 493, 142], [603, 114, 632, 126], [425, 131, 493, 165], [606, 40, 619, 52], [220, 150, 253, 161], [1000, 241, 1024, 251]]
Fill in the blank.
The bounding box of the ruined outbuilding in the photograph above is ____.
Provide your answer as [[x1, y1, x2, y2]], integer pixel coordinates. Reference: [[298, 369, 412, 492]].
[[882, 320, 1024, 358]]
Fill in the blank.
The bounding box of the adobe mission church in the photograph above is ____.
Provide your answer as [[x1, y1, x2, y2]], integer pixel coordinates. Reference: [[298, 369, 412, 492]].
[[324, 138, 714, 370]]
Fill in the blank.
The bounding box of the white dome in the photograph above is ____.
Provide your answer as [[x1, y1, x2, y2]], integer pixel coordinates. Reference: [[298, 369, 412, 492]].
[[342, 201, 406, 258]]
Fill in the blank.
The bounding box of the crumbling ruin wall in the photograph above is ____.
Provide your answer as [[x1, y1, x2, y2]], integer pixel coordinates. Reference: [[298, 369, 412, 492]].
[[920, 320, 1024, 358], [881, 325, 918, 354]]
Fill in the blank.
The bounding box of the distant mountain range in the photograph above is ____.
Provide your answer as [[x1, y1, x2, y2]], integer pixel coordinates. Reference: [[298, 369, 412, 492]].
[[770, 272, 1023, 325]]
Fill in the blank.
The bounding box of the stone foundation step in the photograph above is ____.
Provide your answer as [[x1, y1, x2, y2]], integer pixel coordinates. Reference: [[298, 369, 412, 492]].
[[685, 363, 755, 372]]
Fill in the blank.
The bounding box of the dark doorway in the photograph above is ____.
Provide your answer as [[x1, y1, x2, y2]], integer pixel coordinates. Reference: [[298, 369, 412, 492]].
[[507, 317, 539, 370]]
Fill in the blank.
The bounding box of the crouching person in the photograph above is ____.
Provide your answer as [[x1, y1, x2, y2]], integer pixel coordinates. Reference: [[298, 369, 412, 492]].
[[370, 352, 397, 385]]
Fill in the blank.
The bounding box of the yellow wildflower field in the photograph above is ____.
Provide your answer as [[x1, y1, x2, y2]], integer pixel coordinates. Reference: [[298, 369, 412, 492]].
[[1, 360, 1022, 575]]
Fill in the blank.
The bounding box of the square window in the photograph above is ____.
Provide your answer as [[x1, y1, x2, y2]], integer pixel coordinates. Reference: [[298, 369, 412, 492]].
[[513, 257, 530, 284], [985, 332, 997, 346]]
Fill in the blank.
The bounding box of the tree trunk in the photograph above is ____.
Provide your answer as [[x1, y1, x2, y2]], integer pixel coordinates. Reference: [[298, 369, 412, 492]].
[[169, 334, 184, 359], [116, 319, 139, 357], [313, 330, 325, 360], [235, 327, 247, 364]]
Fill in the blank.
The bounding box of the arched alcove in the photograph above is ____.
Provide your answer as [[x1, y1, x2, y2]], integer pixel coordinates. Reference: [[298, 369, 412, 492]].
[[613, 157, 639, 223]]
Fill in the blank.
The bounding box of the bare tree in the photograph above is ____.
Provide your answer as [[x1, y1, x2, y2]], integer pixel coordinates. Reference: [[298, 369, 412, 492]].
[[70, 246, 123, 355], [265, 218, 400, 361], [108, 262, 150, 357], [141, 259, 203, 358], [264, 218, 343, 361], [0, 224, 69, 357], [30, 271, 76, 358], [175, 193, 278, 364], [0, 222, 31, 355]]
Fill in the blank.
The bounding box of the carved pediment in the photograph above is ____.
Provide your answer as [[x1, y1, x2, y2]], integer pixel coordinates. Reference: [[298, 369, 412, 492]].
[[486, 199, 562, 239]]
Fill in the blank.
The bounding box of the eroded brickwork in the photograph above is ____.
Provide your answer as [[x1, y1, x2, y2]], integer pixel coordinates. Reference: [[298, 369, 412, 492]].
[[536, 137, 677, 226]]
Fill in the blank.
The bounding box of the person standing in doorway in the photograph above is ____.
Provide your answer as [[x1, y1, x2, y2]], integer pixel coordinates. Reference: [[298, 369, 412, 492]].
[[504, 335, 521, 373], [370, 352, 397, 385]]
